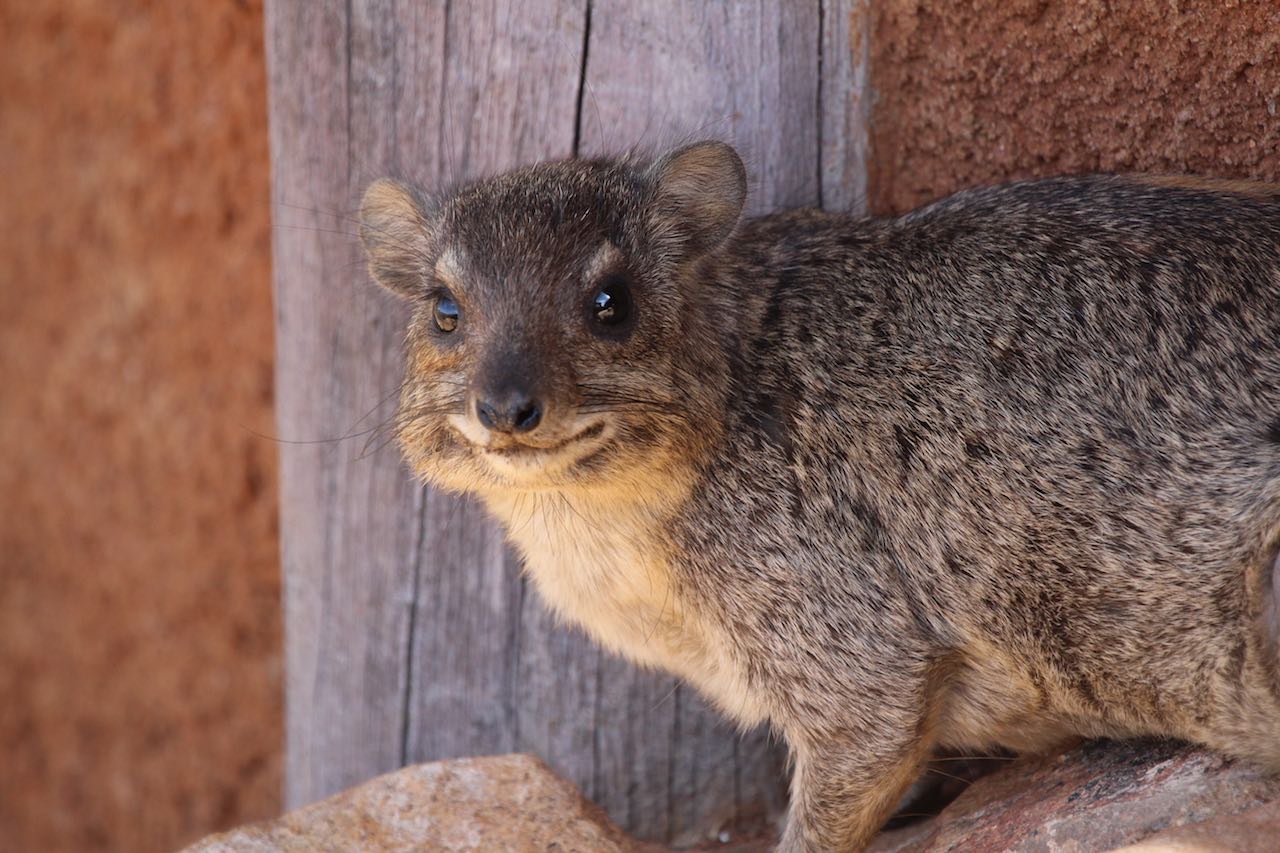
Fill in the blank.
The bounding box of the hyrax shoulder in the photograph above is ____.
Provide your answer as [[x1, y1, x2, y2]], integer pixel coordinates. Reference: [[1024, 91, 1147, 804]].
[[361, 143, 1280, 851]]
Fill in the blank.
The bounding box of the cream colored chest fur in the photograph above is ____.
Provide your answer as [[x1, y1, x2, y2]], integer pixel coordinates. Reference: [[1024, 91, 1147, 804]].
[[484, 491, 767, 726]]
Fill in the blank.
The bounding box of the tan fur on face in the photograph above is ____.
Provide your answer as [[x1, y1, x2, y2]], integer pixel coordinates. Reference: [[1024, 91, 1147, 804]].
[[433, 246, 466, 294]]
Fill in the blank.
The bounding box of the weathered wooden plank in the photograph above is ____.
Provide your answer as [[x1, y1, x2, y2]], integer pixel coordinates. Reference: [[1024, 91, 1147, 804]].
[[269, 0, 870, 842], [820, 0, 871, 213], [394, 0, 589, 768], [580, 0, 821, 216], [576, 0, 834, 838], [268, 0, 586, 810], [267, 0, 423, 808]]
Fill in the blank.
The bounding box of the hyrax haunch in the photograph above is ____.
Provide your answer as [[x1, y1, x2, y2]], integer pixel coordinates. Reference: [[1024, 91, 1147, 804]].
[[360, 142, 1280, 852]]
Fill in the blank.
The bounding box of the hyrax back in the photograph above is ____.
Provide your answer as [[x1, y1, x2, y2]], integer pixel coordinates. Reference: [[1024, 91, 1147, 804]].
[[360, 142, 1280, 851]]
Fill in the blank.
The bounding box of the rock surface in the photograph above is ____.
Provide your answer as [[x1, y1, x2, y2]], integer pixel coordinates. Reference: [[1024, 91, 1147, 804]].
[[1111, 799, 1280, 853], [183, 754, 641, 853], [184, 742, 1280, 852], [870, 740, 1280, 853]]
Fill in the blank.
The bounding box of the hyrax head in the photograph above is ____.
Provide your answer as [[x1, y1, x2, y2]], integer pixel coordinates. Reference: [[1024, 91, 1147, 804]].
[[359, 141, 746, 494]]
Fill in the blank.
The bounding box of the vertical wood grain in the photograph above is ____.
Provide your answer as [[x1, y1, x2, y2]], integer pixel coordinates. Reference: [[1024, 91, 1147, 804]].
[[268, 0, 868, 841], [578, 0, 821, 216], [575, 2, 833, 837], [267, 0, 585, 810], [820, 0, 871, 214], [268, 0, 420, 807]]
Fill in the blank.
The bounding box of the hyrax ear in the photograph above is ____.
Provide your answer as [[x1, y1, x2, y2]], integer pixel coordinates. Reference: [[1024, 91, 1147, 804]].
[[647, 140, 747, 256], [359, 178, 437, 298]]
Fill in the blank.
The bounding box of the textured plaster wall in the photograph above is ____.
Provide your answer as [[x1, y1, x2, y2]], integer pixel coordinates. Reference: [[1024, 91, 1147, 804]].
[[0, 2, 281, 851], [869, 1, 1280, 214]]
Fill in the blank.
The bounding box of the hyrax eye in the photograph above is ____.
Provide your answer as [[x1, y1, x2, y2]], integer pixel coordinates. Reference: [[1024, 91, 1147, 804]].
[[433, 293, 460, 333], [592, 273, 632, 328]]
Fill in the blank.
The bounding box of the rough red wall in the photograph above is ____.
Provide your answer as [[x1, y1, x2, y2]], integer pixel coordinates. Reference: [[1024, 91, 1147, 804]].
[[0, 2, 281, 851], [870, 1, 1280, 214]]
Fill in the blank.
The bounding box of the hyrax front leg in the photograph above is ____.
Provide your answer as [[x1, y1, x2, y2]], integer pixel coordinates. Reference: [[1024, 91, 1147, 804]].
[[779, 723, 933, 852]]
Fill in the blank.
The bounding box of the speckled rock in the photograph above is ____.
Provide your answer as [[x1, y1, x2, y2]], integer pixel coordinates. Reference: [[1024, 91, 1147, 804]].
[[869, 740, 1280, 853], [1110, 799, 1280, 853], [183, 754, 642, 853]]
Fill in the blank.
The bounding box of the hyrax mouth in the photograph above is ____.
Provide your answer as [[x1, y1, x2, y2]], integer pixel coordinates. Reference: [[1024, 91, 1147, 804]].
[[481, 421, 607, 459]]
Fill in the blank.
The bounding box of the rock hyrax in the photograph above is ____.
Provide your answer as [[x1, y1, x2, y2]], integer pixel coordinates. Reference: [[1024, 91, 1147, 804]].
[[360, 141, 1280, 851]]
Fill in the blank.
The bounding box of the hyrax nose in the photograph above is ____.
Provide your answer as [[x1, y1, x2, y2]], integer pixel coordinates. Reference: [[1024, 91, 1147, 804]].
[[475, 392, 543, 434]]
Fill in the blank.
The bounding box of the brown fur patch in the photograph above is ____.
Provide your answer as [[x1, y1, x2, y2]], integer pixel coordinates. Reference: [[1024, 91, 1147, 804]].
[[1132, 173, 1280, 199]]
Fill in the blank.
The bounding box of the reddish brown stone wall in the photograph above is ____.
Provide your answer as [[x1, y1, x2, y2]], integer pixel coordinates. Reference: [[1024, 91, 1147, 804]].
[[869, 1, 1280, 215], [0, 2, 281, 851]]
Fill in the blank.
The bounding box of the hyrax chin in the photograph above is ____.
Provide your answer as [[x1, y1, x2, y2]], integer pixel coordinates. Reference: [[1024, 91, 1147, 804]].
[[361, 141, 1280, 851]]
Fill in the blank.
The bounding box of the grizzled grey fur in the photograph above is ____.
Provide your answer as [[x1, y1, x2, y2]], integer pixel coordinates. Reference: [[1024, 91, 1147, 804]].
[[359, 141, 1280, 851]]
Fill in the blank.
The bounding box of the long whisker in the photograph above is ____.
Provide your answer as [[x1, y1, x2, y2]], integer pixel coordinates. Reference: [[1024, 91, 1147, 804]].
[[244, 376, 411, 446], [277, 200, 361, 222], [357, 395, 467, 460], [923, 766, 977, 785], [273, 222, 434, 269], [274, 199, 436, 268]]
